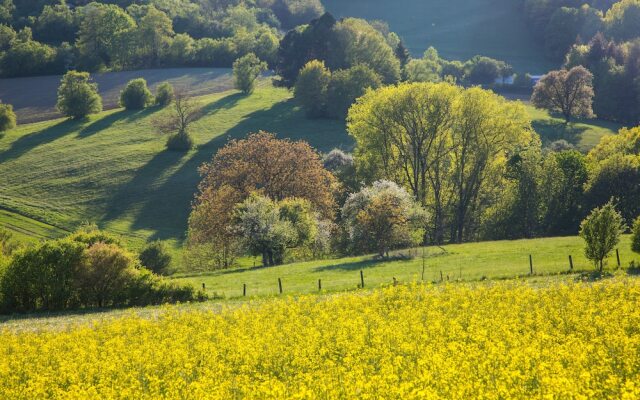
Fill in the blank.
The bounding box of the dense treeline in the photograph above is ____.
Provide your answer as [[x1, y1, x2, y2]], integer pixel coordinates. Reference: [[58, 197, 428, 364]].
[[521, 0, 640, 124], [186, 82, 640, 269], [0, 0, 324, 77]]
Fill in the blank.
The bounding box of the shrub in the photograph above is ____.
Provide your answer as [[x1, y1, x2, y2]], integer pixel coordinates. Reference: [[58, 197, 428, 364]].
[[632, 216, 640, 254], [326, 64, 381, 119], [166, 131, 194, 151], [0, 102, 16, 132], [120, 78, 153, 110], [294, 60, 331, 118], [56, 70, 102, 119], [139, 240, 172, 275], [579, 201, 625, 272], [233, 53, 267, 94], [155, 81, 174, 106], [0, 239, 86, 313]]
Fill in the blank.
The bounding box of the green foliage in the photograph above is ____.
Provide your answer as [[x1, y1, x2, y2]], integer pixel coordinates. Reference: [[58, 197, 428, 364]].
[[0, 33, 59, 77], [632, 216, 640, 254], [604, 0, 640, 41], [0, 227, 18, 256], [155, 81, 174, 106], [465, 55, 512, 85], [119, 78, 153, 110], [0, 238, 86, 312], [233, 53, 267, 94], [294, 60, 331, 118], [326, 64, 381, 119], [56, 70, 102, 119], [0, 102, 16, 131], [579, 201, 625, 271], [166, 131, 194, 151], [139, 240, 172, 275], [0, 230, 204, 314]]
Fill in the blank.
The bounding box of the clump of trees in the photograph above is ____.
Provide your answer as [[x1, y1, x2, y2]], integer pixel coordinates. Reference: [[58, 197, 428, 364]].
[[187, 131, 337, 269], [0, 228, 204, 314], [0, 0, 323, 78], [139, 240, 172, 276], [120, 78, 153, 110], [0, 101, 16, 131], [294, 60, 382, 119], [276, 13, 400, 88], [402, 47, 513, 85], [56, 70, 102, 119], [233, 53, 267, 94], [531, 66, 595, 123]]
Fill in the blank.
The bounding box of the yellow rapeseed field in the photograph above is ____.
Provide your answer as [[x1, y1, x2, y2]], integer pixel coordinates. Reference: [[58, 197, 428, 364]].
[[1, 278, 640, 399]]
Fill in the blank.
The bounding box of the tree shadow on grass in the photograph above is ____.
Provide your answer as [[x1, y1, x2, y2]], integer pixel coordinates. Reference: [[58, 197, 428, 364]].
[[313, 258, 389, 272], [77, 107, 162, 138], [532, 119, 587, 146], [0, 118, 83, 162]]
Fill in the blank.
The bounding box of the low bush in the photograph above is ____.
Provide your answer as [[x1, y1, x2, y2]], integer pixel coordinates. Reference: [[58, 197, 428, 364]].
[[155, 82, 174, 106], [139, 240, 172, 275], [166, 131, 194, 151], [120, 78, 153, 110], [0, 103, 16, 132]]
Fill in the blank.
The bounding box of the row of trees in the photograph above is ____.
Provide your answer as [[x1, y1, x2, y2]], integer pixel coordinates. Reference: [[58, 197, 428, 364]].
[[0, 1, 301, 77], [0, 226, 202, 313]]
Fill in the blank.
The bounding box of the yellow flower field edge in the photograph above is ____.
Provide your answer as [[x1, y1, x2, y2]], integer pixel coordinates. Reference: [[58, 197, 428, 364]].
[[2, 278, 640, 399]]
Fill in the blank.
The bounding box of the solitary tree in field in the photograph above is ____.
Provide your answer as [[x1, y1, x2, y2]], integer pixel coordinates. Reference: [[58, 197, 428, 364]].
[[233, 53, 267, 94], [579, 201, 625, 272], [154, 91, 200, 151], [294, 60, 331, 118], [531, 66, 595, 123], [56, 70, 102, 119]]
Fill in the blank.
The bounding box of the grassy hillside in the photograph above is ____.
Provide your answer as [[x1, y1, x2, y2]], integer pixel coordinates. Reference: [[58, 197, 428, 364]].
[[323, 0, 554, 74], [174, 235, 636, 299], [0, 83, 621, 257], [0, 83, 348, 253], [524, 104, 624, 151], [0, 68, 238, 124]]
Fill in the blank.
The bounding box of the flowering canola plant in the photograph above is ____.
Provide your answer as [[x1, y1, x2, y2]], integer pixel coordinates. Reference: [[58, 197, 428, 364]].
[[1, 278, 640, 399]]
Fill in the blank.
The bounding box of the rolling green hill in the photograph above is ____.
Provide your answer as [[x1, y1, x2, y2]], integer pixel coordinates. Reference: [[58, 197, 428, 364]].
[[0, 83, 348, 254], [323, 0, 555, 74], [0, 82, 621, 261]]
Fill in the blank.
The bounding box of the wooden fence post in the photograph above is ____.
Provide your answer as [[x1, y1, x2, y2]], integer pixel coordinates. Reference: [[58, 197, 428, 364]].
[[202, 283, 206, 291], [616, 249, 621, 267], [569, 255, 574, 271], [278, 278, 283, 294], [529, 255, 533, 275], [243, 283, 246, 297], [318, 279, 322, 291], [440, 270, 443, 282], [393, 277, 397, 287], [360, 270, 365, 288]]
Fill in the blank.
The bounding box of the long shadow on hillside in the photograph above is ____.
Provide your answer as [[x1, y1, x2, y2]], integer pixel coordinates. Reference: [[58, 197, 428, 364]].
[[0, 119, 83, 162], [77, 108, 162, 138], [100, 93, 245, 240], [120, 96, 348, 241], [532, 120, 586, 146]]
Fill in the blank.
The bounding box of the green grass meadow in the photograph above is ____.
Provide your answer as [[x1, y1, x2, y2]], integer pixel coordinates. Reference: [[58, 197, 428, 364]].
[[323, 0, 554, 73], [174, 235, 637, 299]]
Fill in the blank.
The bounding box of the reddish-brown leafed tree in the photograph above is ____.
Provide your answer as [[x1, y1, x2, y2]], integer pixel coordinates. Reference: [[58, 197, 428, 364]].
[[531, 66, 595, 123]]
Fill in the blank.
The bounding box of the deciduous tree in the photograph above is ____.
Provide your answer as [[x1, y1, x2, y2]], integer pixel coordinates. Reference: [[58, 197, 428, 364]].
[[531, 66, 595, 123]]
